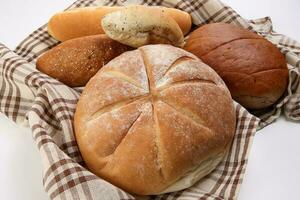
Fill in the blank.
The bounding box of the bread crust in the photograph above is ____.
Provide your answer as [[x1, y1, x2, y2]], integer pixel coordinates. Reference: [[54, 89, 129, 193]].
[[74, 45, 236, 195]]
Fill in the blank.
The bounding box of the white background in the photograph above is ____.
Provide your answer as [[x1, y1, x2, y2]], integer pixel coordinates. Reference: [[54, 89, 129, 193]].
[[0, 0, 299, 199]]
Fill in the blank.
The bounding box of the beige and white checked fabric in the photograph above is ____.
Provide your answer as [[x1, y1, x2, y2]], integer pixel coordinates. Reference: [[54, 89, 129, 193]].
[[0, 0, 299, 199]]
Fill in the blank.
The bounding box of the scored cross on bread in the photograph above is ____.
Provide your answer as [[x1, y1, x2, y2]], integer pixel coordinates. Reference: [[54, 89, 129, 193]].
[[74, 45, 236, 195]]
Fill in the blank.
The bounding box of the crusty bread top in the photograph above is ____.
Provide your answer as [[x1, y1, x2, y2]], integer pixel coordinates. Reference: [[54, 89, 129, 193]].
[[74, 45, 236, 195], [154, 6, 191, 35]]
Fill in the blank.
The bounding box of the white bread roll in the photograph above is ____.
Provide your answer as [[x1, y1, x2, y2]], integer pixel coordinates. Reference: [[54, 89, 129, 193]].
[[74, 45, 236, 195], [101, 5, 184, 48], [48, 6, 192, 41]]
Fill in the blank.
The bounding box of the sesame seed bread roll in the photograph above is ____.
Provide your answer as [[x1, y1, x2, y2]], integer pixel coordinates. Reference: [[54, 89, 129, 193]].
[[36, 34, 132, 87]]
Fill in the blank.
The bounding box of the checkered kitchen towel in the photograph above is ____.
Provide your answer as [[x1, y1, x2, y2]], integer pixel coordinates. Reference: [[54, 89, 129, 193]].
[[0, 0, 299, 199]]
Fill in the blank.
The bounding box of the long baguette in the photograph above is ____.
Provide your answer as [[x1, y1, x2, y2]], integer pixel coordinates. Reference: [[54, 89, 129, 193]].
[[47, 6, 192, 41]]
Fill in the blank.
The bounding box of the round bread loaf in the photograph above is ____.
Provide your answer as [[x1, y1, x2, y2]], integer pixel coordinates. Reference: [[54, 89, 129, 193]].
[[74, 45, 236, 195], [184, 23, 289, 109]]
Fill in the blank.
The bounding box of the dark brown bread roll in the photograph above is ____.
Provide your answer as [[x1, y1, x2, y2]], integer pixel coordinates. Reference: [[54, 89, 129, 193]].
[[36, 34, 132, 87], [184, 23, 289, 109]]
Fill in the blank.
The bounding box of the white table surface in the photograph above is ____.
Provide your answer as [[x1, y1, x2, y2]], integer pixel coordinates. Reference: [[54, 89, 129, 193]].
[[0, 0, 299, 200]]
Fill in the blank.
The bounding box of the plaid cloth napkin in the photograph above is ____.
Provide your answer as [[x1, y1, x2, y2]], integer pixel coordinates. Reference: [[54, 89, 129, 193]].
[[0, 0, 299, 199]]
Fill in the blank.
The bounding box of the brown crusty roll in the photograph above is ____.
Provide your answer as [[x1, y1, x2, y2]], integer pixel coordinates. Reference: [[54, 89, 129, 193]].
[[74, 44, 236, 195], [101, 5, 184, 48], [36, 34, 132, 87], [184, 23, 289, 109], [48, 6, 191, 41]]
